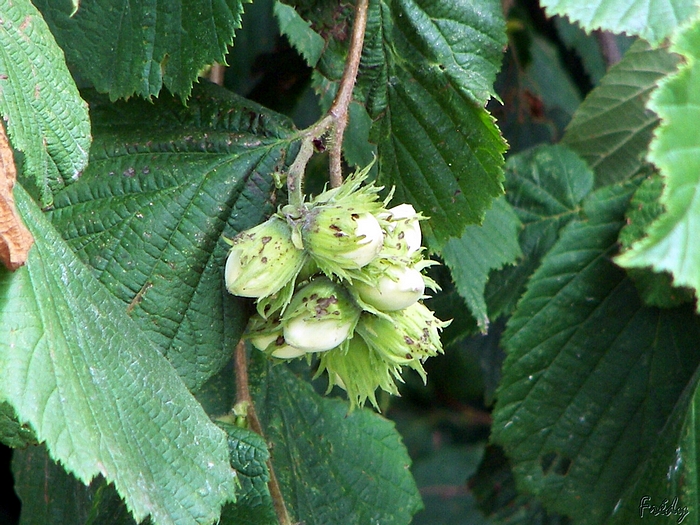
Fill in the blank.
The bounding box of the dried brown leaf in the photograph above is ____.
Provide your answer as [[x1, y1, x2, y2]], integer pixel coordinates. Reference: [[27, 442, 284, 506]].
[[0, 121, 33, 270]]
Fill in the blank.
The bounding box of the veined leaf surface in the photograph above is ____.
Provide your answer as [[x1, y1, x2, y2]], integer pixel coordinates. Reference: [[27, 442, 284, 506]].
[[616, 19, 700, 311], [49, 84, 295, 391], [0, 0, 90, 205], [1, 184, 237, 525], [34, 0, 246, 99]]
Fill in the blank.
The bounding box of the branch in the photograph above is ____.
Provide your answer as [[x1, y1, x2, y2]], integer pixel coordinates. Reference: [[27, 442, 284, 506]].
[[286, 133, 318, 209], [327, 0, 370, 187], [285, 0, 370, 200], [242, 4, 371, 521], [234, 340, 294, 525]]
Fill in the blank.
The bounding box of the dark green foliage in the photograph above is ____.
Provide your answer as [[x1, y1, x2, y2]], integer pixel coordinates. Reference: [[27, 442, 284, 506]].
[[493, 181, 700, 523], [3, 1, 700, 524], [49, 84, 294, 391], [33, 0, 246, 99]]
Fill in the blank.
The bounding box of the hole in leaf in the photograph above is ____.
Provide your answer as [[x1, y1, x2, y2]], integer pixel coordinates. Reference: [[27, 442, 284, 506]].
[[540, 451, 572, 476], [554, 456, 572, 476], [540, 452, 556, 473]]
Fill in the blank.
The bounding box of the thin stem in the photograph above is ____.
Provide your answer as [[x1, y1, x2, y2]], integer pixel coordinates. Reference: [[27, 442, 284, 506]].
[[234, 339, 250, 402], [233, 4, 368, 523], [234, 340, 294, 525], [286, 138, 315, 209], [328, 117, 348, 188], [285, 0, 370, 200], [328, 0, 370, 187], [594, 30, 622, 69], [208, 63, 225, 86]]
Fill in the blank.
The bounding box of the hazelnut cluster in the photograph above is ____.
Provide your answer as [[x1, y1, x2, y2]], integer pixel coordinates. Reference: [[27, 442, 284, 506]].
[[224, 165, 448, 408]]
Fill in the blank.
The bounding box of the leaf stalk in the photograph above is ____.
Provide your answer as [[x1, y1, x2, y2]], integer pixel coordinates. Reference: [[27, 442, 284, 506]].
[[234, 340, 294, 525], [327, 0, 369, 187]]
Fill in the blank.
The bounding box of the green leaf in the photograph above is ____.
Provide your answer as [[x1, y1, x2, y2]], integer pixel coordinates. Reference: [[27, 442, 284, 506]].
[[274, 0, 325, 67], [608, 366, 698, 525], [0, 0, 91, 205], [218, 423, 278, 525], [1, 184, 237, 525], [33, 0, 246, 99], [0, 402, 37, 449], [616, 19, 700, 311], [362, 0, 507, 248], [307, 0, 507, 247], [187, 361, 279, 525], [540, 0, 697, 45], [343, 101, 376, 168], [366, 0, 506, 106], [48, 84, 295, 391], [618, 173, 695, 308], [375, 66, 506, 249], [485, 145, 594, 320], [492, 180, 700, 524], [562, 40, 679, 187], [442, 197, 522, 331], [249, 352, 422, 525], [13, 446, 136, 525], [618, 174, 666, 248]]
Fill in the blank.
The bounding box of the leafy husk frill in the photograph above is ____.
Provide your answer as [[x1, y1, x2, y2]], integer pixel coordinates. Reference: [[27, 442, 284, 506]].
[[225, 164, 449, 408]]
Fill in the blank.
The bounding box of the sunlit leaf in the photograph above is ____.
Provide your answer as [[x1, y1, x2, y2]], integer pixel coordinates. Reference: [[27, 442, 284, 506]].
[[1, 184, 237, 525], [0, 0, 90, 205], [541, 0, 697, 45], [562, 40, 679, 187], [34, 0, 246, 99], [616, 19, 700, 311]]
